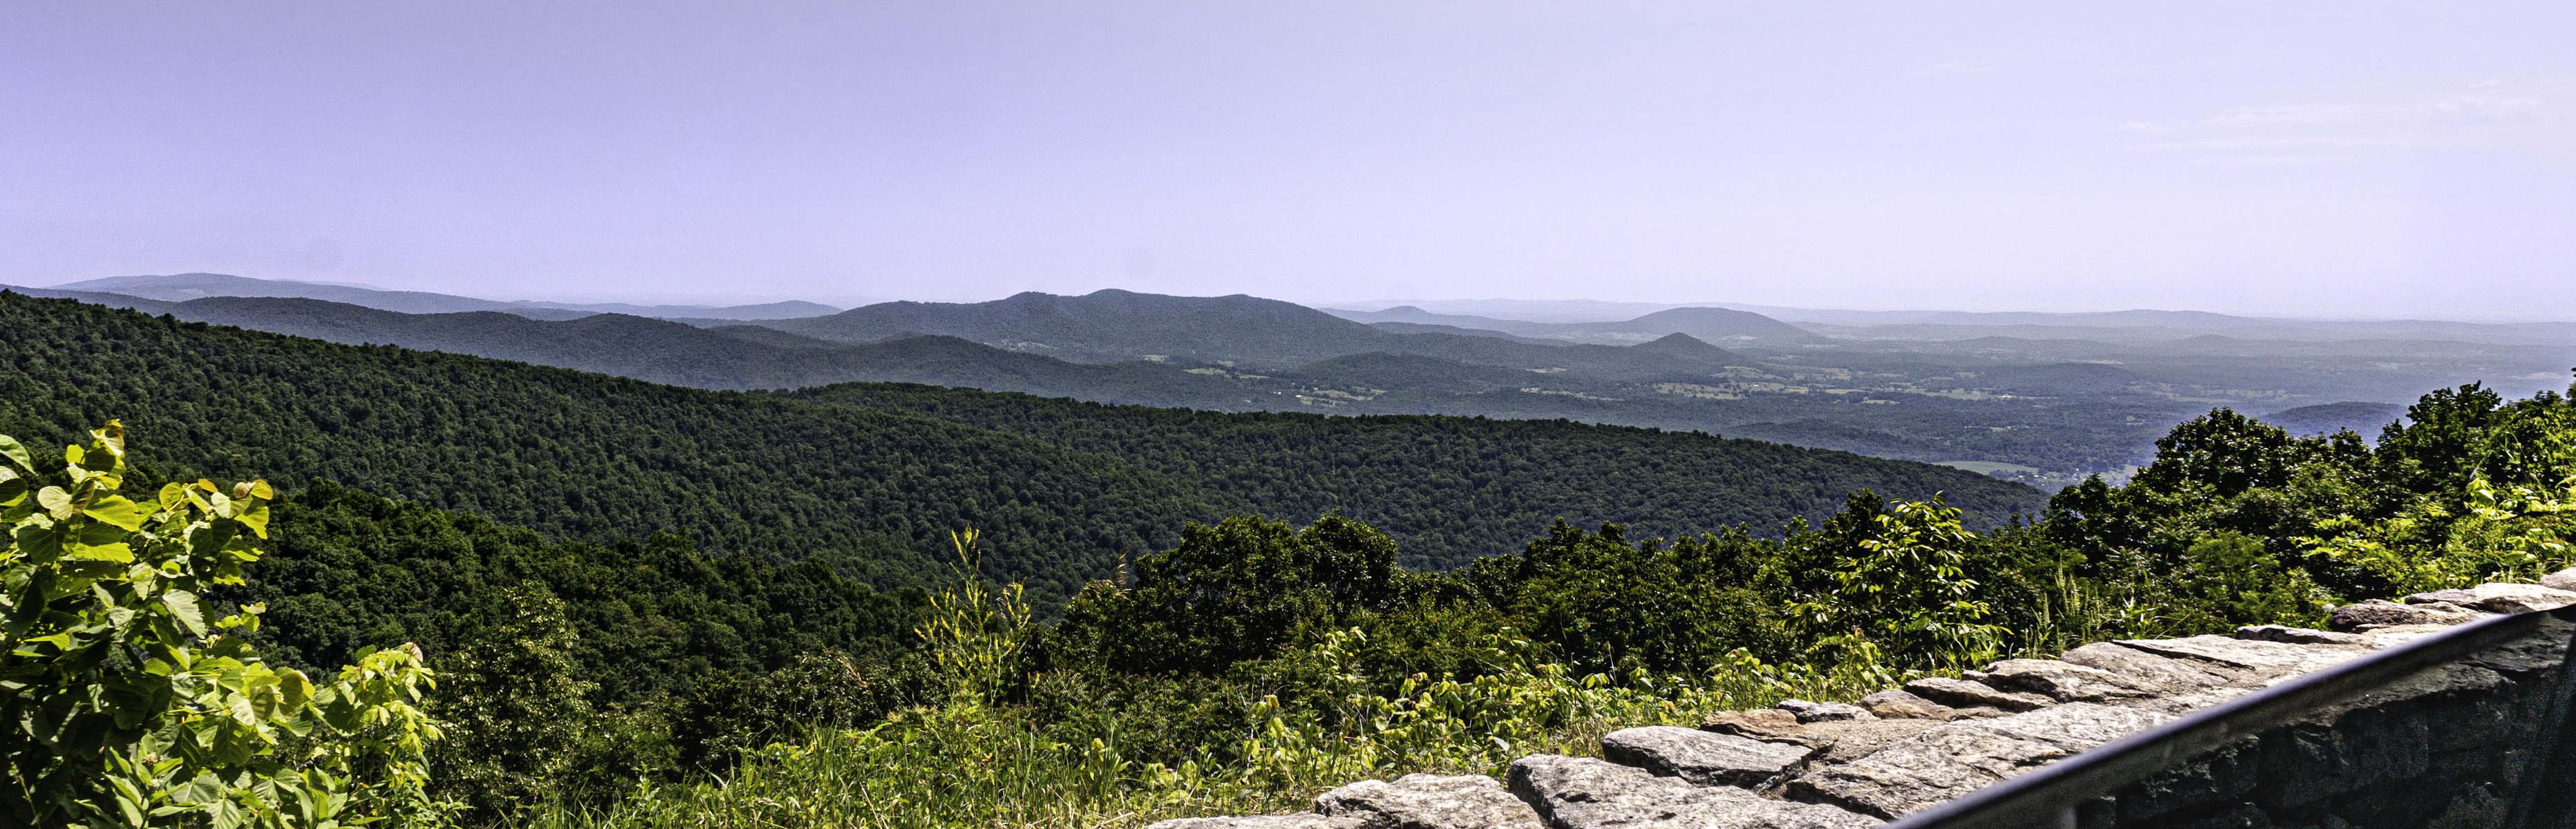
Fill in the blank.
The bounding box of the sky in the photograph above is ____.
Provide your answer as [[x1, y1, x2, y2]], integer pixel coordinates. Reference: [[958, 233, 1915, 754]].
[[4, 2, 2573, 317]]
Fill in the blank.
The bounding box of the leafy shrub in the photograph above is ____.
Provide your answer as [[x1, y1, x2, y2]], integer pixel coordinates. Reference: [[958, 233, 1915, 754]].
[[0, 422, 446, 828]]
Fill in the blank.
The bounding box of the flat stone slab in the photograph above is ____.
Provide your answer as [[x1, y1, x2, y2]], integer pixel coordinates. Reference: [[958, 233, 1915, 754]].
[[1800, 719, 1947, 765], [2404, 582, 2576, 613], [1855, 690, 1957, 721], [1901, 677, 2054, 712], [1148, 817, 1364, 829], [2356, 624, 2459, 649], [1603, 725, 1817, 788], [1509, 754, 1880, 829], [2113, 635, 2364, 677], [1775, 700, 1876, 723], [1314, 773, 1543, 829], [2057, 642, 2238, 692], [1972, 658, 2166, 703], [1786, 702, 2172, 819], [1701, 709, 1808, 742], [2330, 598, 2490, 631], [2235, 625, 2367, 646]]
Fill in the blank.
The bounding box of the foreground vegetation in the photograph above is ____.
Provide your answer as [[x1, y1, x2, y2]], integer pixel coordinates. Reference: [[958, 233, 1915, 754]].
[[534, 379, 2576, 826]]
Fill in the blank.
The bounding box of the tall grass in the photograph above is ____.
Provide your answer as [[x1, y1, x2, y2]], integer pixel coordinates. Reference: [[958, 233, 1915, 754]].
[[520, 560, 1917, 829]]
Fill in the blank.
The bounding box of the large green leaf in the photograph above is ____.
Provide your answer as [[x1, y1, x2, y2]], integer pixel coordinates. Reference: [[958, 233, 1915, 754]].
[[0, 435, 31, 474], [232, 499, 269, 540], [82, 494, 145, 531], [35, 485, 71, 518], [14, 521, 61, 563], [163, 591, 208, 638]]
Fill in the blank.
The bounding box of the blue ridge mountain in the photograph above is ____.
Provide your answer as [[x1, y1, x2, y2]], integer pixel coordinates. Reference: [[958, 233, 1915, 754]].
[[44, 272, 838, 321], [22, 283, 2554, 487], [1324, 304, 1821, 346], [754, 289, 1409, 368]]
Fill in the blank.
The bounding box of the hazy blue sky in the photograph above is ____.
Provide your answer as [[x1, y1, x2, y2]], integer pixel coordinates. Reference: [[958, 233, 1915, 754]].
[[6, 2, 2571, 316]]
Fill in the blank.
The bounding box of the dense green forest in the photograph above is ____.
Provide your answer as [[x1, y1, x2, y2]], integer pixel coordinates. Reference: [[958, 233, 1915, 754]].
[[14, 372, 2575, 826], [781, 383, 2036, 568], [0, 291, 2037, 594]]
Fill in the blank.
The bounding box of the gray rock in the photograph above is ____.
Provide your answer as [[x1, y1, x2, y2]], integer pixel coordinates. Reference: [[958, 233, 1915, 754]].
[[1147, 817, 1364, 829], [2356, 624, 2455, 649], [2403, 582, 2576, 613], [2544, 567, 2576, 591], [1800, 719, 1947, 764], [2235, 625, 2367, 645], [1701, 709, 1807, 742], [2328, 599, 2489, 632], [1855, 690, 1954, 721], [1508, 754, 1880, 829], [1602, 725, 1817, 788], [1972, 658, 2166, 703], [1901, 677, 2054, 712], [2112, 635, 2363, 676], [2112, 687, 2252, 717], [2057, 642, 2237, 692], [1786, 703, 2172, 819], [1775, 699, 1876, 723], [1315, 773, 1544, 829]]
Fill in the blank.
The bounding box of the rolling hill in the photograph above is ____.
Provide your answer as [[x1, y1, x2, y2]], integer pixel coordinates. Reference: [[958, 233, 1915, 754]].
[[756, 289, 1403, 367], [1325, 304, 1821, 346], [41, 272, 838, 320], [0, 290, 2045, 597], [16, 290, 1767, 402]]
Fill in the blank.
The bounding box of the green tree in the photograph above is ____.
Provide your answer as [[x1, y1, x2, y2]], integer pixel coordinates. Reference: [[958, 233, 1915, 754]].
[[421, 585, 594, 821], [1053, 515, 1397, 676], [1467, 521, 1783, 676], [1786, 494, 2007, 669], [2130, 408, 2313, 498], [2374, 383, 2508, 497], [2159, 533, 2324, 631]]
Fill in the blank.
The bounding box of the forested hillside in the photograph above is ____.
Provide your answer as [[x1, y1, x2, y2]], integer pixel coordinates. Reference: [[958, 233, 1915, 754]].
[[785, 383, 2040, 568], [759, 289, 1401, 367], [0, 288, 2198, 482], [1329, 304, 1822, 346], [0, 291, 2041, 598]]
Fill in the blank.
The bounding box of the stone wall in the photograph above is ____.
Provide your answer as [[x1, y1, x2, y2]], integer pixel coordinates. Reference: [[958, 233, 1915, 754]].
[[1152, 572, 2576, 829]]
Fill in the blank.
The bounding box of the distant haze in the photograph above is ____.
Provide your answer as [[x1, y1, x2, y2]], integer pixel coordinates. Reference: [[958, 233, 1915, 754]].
[[5, 3, 2573, 318]]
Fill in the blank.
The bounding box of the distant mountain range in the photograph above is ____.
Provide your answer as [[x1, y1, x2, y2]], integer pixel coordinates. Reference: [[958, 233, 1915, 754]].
[[13, 273, 2570, 489], [1, 287, 1753, 401], [754, 290, 1403, 368], [46, 273, 839, 321], [1324, 305, 1820, 346]]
